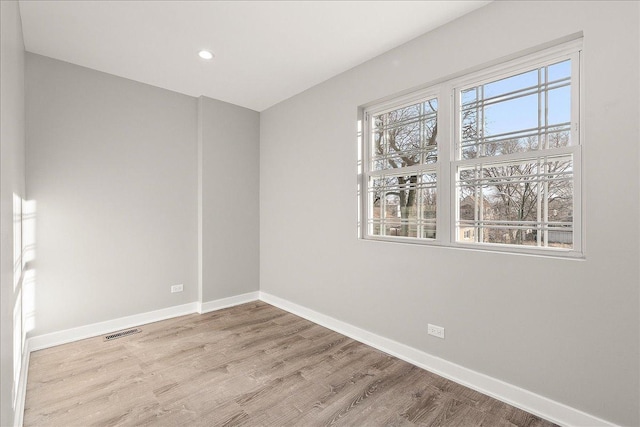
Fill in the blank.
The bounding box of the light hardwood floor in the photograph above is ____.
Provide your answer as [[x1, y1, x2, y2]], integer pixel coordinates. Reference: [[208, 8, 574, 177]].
[[24, 302, 557, 426]]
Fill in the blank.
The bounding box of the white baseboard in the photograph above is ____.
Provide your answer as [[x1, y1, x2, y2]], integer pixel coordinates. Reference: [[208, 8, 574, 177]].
[[197, 291, 260, 314], [17, 292, 616, 427], [13, 348, 30, 427], [27, 302, 199, 352], [17, 294, 260, 426], [258, 291, 617, 427], [27, 292, 262, 352]]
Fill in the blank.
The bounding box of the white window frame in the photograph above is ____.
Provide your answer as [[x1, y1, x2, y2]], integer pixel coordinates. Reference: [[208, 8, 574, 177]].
[[362, 88, 442, 244], [361, 39, 584, 259]]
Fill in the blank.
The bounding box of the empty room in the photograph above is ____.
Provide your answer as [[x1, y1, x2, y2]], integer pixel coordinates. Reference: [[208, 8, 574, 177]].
[[1, 1, 639, 426]]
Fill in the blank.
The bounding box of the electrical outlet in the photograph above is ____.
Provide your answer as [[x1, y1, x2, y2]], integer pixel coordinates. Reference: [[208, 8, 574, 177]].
[[427, 323, 445, 339], [171, 284, 183, 293]]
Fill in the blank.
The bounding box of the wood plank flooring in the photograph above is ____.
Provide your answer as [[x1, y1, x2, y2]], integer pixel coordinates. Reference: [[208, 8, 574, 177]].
[[24, 302, 557, 426]]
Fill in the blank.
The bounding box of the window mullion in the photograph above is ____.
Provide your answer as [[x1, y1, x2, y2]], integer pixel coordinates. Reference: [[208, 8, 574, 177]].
[[537, 67, 544, 247], [542, 159, 549, 247], [477, 167, 483, 243], [479, 85, 485, 158], [438, 85, 452, 244], [572, 51, 583, 254], [537, 159, 543, 247], [418, 102, 425, 239]]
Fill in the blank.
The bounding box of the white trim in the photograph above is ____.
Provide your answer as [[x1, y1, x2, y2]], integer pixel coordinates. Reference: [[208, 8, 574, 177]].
[[13, 348, 29, 427], [197, 291, 260, 314], [26, 291, 262, 351], [365, 86, 440, 117], [449, 39, 582, 91], [197, 97, 204, 306], [451, 145, 578, 168], [16, 292, 615, 427], [27, 302, 199, 352], [367, 163, 437, 178], [258, 291, 617, 427]]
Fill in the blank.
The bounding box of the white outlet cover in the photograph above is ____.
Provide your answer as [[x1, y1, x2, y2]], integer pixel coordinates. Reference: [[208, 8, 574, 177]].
[[171, 284, 183, 293], [428, 323, 445, 339]]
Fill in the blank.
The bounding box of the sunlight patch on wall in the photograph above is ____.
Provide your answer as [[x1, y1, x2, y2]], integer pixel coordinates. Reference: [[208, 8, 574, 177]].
[[11, 197, 37, 407], [13, 193, 22, 291], [22, 268, 36, 335], [23, 199, 36, 264]]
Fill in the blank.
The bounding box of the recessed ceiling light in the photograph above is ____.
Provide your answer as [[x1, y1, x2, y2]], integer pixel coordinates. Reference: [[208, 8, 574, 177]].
[[198, 50, 214, 60]]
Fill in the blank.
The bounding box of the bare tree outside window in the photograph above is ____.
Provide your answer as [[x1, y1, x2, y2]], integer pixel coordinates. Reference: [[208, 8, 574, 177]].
[[368, 99, 437, 238], [456, 59, 574, 249], [362, 42, 581, 256]]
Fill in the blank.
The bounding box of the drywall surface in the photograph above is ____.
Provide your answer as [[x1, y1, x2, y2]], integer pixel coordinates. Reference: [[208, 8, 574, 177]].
[[0, 1, 26, 425], [26, 54, 198, 335], [199, 96, 259, 302], [260, 1, 640, 425]]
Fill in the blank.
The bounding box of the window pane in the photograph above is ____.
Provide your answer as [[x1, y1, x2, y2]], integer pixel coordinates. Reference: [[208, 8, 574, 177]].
[[546, 159, 574, 248], [371, 98, 438, 171], [459, 60, 572, 159], [368, 172, 436, 239], [420, 173, 437, 238], [545, 228, 572, 248], [547, 129, 570, 149], [461, 88, 476, 106], [461, 106, 479, 159], [483, 69, 538, 99], [548, 60, 571, 82], [456, 155, 573, 249], [484, 94, 538, 137], [548, 86, 571, 126], [478, 227, 537, 245]]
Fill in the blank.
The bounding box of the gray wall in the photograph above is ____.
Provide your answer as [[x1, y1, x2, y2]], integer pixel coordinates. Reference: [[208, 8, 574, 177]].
[[260, 1, 639, 425], [26, 54, 198, 335], [199, 96, 260, 302], [0, 1, 26, 425]]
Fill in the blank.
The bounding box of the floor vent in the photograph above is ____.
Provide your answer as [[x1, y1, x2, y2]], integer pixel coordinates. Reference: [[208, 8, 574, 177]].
[[104, 328, 141, 341]]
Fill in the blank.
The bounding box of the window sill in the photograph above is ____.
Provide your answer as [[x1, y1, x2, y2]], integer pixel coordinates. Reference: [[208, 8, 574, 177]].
[[361, 235, 585, 260]]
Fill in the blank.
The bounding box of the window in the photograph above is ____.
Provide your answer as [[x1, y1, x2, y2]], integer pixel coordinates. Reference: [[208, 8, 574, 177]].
[[366, 95, 438, 239], [361, 40, 582, 257]]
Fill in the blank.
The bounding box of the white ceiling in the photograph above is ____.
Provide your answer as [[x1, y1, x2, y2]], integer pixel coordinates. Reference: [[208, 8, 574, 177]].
[[19, 1, 490, 111]]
